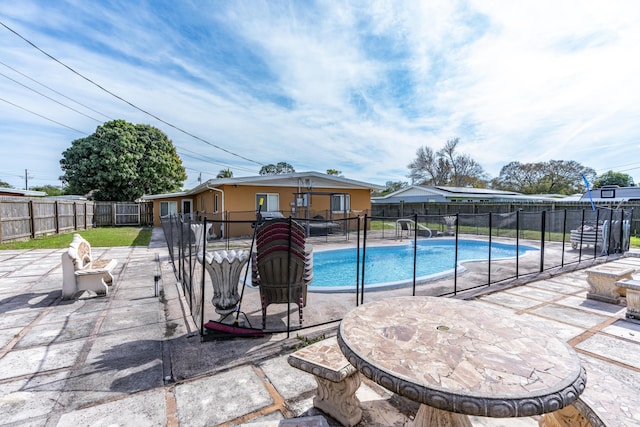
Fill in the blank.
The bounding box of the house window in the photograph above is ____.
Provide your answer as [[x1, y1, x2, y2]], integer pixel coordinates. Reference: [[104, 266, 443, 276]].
[[160, 201, 178, 218], [214, 193, 219, 213], [601, 189, 615, 198], [331, 194, 350, 212], [256, 193, 279, 211]]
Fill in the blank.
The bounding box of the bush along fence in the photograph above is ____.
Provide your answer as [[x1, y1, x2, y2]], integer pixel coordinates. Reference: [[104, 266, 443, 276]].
[[160, 206, 632, 340]]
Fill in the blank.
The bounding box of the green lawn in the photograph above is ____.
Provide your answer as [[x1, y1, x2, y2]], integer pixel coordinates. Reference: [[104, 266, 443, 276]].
[[4, 224, 637, 250], [0, 227, 153, 250]]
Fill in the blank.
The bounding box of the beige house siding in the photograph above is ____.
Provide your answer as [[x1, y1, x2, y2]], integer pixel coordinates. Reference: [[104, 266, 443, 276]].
[[150, 196, 189, 224], [147, 173, 381, 238]]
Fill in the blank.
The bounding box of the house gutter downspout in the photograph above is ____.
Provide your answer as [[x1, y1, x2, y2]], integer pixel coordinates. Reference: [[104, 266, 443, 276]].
[[206, 185, 225, 239]]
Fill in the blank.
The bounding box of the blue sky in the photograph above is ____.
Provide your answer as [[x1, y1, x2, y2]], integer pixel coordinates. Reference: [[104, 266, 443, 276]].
[[1, 0, 639, 190]]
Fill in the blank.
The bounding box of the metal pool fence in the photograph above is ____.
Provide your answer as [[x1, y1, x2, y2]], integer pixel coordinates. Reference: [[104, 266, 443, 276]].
[[160, 207, 632, 340]]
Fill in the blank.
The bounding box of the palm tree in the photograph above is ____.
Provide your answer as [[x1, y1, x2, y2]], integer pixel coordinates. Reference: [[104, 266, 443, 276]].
[[216, 168, 233, 178]]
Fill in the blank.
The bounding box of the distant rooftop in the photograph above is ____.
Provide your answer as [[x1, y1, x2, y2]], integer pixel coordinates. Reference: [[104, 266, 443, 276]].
[[0, 187, 46, 197], [580, 185, 640, 203]]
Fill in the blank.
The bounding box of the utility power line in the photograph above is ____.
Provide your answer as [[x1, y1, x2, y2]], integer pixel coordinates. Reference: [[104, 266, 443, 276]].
[[1, 96, 255, 178], [0, 59, 113, 121], [0, 96, 87, 133], [177, 147, 257, 174], [0, 20, 264, 167], [0, 70, 102, 122]]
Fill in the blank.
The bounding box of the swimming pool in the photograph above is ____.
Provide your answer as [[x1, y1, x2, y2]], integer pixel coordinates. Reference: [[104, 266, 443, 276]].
[[309, 239, 537, 292]]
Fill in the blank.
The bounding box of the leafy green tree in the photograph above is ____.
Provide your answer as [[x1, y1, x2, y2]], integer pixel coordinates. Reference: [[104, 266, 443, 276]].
[[374, 180, 408, 196], [0, 180, 12, 188], [490, 162, 541, 193], [408, 138, 487, 187], [259, 164, 276, 175], [592, 171, 633, 188], [60, 120, 187, 201], [216, 168, 233, 178], [326, 168, 342, 176], [492, 160, 596, 195], [259, 162, 295, 175], [31, 185, 64, 196]]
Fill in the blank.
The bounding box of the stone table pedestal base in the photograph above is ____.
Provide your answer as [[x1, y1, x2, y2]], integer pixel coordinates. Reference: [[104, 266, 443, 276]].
[[314, 374, 361, 427], [288, 337, 362, 427], [412, 405, 472, 427], [616, 278, 640, 321], [585, 266, 634, 304]]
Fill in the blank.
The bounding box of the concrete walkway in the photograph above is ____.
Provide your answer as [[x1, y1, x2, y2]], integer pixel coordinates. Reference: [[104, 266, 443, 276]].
[[0, 228, 639, 426]]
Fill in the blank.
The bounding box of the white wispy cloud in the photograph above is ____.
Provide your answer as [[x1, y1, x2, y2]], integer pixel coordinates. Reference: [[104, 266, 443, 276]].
[[1, 0, 639, 190]]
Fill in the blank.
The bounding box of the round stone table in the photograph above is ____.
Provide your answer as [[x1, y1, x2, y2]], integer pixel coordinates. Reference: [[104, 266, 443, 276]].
[[337, 296, 587, 426]]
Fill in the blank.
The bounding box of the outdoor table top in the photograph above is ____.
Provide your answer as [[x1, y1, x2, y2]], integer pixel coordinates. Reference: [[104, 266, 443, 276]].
[[585, 266, 635, 277], [337, 296, 586, 420]]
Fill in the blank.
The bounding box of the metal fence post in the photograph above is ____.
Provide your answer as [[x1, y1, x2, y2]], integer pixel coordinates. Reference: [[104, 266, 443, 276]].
[[561, 209, 567, 267], [488, 212, 492, 285], [540, 210, 546, 273], [361, 214, 368, 306], [453, 213, 459, 295], [593, 209, 600, 259], [516, 210, 520, 278], [200, 218, 207, 335], [29, 200, 35, 238], [356, 216, 361, 307], [578, 209, 585, 262], [412, 213, 418, 296]]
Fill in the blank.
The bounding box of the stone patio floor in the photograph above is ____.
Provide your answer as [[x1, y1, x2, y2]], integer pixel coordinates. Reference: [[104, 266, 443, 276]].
[[0, 227, 639, 426]]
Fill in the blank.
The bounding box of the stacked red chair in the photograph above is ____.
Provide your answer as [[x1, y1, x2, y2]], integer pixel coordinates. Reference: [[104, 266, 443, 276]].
[[253, 219, 313, 329]]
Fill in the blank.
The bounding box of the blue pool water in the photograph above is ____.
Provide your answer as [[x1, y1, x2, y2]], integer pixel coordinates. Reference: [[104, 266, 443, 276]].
[[310, 239, 537, 292]]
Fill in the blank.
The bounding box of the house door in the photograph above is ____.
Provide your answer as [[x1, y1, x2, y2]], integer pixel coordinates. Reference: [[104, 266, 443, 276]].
[[182, 199, 192, 219]]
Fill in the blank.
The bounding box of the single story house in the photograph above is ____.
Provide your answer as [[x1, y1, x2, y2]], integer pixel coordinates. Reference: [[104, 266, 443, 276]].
[[372, 185, 559, 205], [578, 185, 640, 204], [0, 187, 46, 197], [370, 185, 564, 217], [142, 172, 383, 238]]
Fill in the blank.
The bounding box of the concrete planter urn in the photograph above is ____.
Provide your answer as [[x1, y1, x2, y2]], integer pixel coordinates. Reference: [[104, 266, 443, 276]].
[[443, 216, 456, 236], [190, 223, 213, 253], [203, 249, 251, 323], [190, 224, 251, 323]]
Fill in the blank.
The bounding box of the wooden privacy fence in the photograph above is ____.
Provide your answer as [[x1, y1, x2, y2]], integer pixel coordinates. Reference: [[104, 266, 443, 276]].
[[94, 202, 153, 227], [0, 197, 94, 243], [0, 198, 154, 243]]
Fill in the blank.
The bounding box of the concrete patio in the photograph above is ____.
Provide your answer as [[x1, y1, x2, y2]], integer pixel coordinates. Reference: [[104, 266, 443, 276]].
[[0, 227, 639, 426]]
